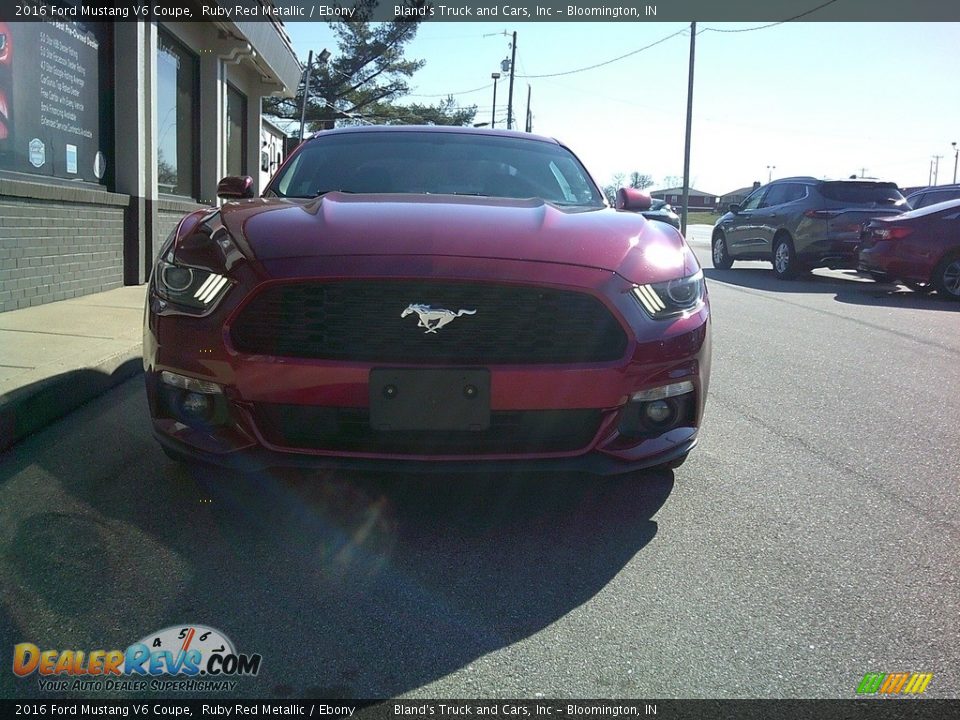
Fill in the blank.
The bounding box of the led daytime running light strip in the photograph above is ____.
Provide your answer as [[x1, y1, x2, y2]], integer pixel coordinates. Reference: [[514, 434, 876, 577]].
[[194, 274, 229, 304], [633, 283, 666, 314]]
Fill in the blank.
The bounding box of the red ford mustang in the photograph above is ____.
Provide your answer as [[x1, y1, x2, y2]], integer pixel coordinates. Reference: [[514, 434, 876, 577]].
[[144, 126, 711, 475]]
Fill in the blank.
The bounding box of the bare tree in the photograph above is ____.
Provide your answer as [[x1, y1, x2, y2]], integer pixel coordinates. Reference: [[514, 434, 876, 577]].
[[629, 172, 654, 190]]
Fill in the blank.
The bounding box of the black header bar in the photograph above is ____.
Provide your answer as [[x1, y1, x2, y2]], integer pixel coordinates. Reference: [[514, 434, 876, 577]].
[[2, 699, 958, 720], [1, 0, 959, 23]]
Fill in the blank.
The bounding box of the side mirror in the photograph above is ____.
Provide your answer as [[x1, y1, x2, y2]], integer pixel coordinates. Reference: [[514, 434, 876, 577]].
[[728, 203, 741, 214], [615, 187, 652, 211], [217, 175, 254, 200]]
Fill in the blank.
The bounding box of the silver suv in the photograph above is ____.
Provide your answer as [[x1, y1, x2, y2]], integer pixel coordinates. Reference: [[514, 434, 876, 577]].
[[712, 177, 908, 279]]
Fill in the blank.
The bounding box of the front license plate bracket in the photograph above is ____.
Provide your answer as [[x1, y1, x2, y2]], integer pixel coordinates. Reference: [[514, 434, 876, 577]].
[[369, 368, 491, 431]]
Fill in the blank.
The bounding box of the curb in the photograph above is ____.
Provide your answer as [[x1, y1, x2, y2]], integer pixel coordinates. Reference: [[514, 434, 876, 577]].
[[0, 346, 143, 453]]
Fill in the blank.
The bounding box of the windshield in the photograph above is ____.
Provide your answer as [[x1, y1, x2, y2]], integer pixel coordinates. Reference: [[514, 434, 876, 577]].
[[267, 131, 606, 207]]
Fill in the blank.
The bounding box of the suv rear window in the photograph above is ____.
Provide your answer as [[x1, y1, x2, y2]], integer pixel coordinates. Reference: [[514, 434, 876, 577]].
[[819, 182, 905, 206]]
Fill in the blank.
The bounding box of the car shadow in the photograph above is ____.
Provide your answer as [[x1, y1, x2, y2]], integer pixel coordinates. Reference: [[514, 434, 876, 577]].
[[704, 267, 960, 312], [0, 380, 675, 699], [182, 466, 672, 698]]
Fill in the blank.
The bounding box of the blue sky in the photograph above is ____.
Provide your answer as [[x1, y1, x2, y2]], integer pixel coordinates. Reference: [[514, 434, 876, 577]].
[[284, 21, 960, 196]]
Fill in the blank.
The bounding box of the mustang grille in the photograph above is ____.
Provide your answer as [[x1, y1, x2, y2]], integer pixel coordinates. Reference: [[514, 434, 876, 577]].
[[229, 281, 628, 364], [254, 405, 602, 455]]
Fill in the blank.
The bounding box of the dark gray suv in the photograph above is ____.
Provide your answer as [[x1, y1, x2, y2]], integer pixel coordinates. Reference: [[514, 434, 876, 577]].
[[712, 177, 908, 279], [906, 184, 960, 210]]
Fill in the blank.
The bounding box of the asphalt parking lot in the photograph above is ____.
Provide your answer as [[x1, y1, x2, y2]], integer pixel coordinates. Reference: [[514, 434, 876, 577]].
[[1, 229, 957, 699]]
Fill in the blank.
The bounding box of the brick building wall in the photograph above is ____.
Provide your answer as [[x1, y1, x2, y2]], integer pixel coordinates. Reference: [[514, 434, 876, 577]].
[[0, 180, 208, 314], [0, 179, 129, 313]]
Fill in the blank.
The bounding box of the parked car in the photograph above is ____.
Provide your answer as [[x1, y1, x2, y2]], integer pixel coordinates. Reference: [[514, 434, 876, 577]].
[[905, 184, 960, 210], [614, 189, 681, 229], [712, 177, 908, 279], [144, 126, 711, 475], [644, 198, 682, 229], [857, 197, 960, 299]]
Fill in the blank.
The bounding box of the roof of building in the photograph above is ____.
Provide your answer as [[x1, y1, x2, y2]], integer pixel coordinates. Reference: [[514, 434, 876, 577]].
[[651, 187, 717, 197], [720, 185, 760, 198]]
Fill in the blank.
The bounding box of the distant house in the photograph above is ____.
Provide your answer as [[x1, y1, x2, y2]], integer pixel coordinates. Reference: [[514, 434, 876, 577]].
[[650, 187, 719, 212], [718, 182, 762, 211]]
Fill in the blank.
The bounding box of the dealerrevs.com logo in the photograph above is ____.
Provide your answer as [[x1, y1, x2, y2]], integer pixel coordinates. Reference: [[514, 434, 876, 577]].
[[12, 624, 262, 693]]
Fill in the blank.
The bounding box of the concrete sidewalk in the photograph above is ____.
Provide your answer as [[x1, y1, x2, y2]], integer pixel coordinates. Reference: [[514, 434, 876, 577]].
[[0, 285, 148, 452]]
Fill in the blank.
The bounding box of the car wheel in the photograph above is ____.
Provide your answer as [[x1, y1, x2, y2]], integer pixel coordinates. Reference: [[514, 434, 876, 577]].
[[712, 233, 733, 270], [902, 280, 934, 294], [772, 235, 799, 280], [932, 253, 960, 300]]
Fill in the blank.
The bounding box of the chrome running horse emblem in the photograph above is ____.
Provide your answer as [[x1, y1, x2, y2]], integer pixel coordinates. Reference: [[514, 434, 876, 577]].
[[401, 304, 477, 334]]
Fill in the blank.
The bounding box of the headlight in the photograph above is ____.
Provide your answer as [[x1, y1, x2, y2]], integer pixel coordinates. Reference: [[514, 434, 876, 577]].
[[154, 258, 231, 311], [631, 270, 704, 319]]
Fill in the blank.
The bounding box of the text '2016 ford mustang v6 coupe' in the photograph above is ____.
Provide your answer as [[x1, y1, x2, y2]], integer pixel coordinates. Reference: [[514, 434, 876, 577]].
[[144, 126, 711, 476]]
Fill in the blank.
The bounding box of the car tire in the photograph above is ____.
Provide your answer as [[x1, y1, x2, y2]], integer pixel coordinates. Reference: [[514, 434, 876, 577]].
[[712, 233, 733, 270], [932, 253, 960, 300], [772, 235, 799, 280]]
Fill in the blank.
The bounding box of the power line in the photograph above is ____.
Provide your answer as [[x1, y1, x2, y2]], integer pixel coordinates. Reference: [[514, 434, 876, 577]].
[[515, 27, 688, 79], [698, 0, 840, 33], [407, 83, 493, 99]]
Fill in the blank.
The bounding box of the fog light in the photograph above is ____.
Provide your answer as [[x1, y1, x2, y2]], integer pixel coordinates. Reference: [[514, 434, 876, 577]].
[[179, 392, 214, 421], [644, 400, 673, 423]]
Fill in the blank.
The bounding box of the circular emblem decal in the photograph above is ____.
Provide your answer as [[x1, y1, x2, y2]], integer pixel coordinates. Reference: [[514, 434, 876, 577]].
[[29, 138, 45, 168]]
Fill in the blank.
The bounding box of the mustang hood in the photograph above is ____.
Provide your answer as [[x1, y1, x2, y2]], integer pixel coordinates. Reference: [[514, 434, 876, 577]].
[[215, 193, 699, 285]]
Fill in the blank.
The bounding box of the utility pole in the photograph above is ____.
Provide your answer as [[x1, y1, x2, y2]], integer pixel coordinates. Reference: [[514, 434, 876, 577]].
[[298, 50, 313, 142], [506, 31, 517, 130], [929, 159, 934, 186], [953, 142, 958, 184], [932, 155, 943, 185], [680, 21, 695, 237], [298, 48, 330, 140], [525, 85, 532, 133], [858, 167, 868, 178]]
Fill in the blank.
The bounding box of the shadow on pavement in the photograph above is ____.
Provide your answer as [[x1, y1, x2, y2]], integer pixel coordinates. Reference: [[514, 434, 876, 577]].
[[0, 359, 143, 452], [704, 267, 960, 312], [0, 377, 674, 699]]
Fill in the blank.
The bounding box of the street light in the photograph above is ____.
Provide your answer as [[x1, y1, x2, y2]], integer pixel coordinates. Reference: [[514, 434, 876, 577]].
[[490, 72, 501, 129], [767, 165, 776, 183], [952, 142, 958, 184]]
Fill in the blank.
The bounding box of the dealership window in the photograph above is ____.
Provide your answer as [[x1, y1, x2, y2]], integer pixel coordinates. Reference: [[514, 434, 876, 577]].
[[225, 83, 246, 178], [156, 29, 198, 198]]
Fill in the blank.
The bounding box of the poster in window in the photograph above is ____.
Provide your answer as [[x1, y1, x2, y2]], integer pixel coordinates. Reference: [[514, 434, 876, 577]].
[[0, 21, 110, 184]]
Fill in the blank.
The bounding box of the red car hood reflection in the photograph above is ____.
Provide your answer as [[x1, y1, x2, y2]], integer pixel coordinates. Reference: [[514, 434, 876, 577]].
[[220, 193, 698, 285]]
